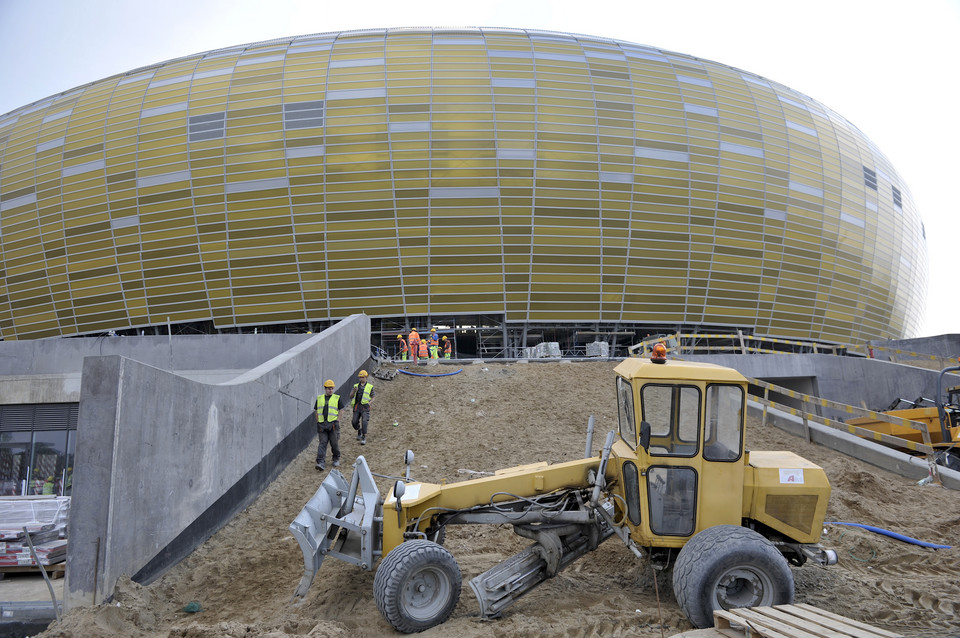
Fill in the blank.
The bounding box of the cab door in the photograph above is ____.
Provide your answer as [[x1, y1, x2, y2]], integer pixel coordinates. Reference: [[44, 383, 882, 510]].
[[639, 383, 701, 538], [697, 383, 746, 529]]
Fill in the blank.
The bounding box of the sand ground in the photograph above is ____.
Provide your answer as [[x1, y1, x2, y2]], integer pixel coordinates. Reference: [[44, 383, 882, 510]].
[[38, 360, 960, 637]]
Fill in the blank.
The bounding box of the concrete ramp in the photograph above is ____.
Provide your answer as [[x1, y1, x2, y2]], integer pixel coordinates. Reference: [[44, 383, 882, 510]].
[[64, 315, 370, 609]]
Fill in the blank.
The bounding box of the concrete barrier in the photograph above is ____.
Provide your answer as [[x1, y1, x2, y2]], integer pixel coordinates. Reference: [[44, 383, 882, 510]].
[[64, 314, 371, 609]]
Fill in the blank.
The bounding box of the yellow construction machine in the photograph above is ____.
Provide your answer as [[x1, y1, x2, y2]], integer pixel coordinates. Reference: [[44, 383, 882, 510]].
[[291, 354, 837, 632], [846, 363, 960, 470]]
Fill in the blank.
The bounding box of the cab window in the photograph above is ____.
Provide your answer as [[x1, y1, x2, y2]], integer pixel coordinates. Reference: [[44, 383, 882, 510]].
[[703, 384, 744, 462], [641, 384, 700, 457], [617, 376, 636, 449]]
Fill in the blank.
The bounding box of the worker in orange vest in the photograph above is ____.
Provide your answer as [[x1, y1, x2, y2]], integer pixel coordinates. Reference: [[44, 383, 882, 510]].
[[428, 328, 440, 359], [397, 334, 408, 361], [442, 336, 452, 359], [408, 328, 420, 364], [418, 339, 428, 362]]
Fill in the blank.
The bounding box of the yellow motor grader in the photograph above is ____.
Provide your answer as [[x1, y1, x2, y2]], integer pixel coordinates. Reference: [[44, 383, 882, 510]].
[[291, 354, 837, 632]]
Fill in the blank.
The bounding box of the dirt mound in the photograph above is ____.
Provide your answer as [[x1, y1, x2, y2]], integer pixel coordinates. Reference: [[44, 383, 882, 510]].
[[39, 361, 960, 637]]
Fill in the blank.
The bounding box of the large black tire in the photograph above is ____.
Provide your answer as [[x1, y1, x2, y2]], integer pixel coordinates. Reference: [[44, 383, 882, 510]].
[[373, 540, 462, 633], [672, 525, 794, 628]]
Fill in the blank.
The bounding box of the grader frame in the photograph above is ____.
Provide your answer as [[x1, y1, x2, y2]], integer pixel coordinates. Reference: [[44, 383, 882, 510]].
[[291, 357, 837, 632]]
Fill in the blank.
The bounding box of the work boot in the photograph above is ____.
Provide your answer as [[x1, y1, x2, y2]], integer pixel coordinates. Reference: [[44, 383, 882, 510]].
[[360, 436, 366, 445], [315, 463, 325, 471], [357, 433, 362, 441], [333, 459, 340, 467]]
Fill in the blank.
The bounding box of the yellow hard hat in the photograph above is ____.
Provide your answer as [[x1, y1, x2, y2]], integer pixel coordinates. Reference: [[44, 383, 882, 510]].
[[442, 336, 447, 340], [430, 328, 436, 332], [47, 476, 54, 481], [359, 370, 368, 377], [396, 334, 402, 339], [323, 379, 335, 388]]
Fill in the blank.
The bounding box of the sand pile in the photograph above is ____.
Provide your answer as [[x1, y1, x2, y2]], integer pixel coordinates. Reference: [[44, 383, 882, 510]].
[[39, 361, 960, 637]]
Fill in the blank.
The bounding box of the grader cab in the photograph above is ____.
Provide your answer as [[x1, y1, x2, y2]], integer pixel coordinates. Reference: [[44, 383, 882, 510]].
[[291, 356, 837, 632]]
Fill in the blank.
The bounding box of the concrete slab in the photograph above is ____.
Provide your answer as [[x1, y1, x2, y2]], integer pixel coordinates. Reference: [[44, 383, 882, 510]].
[[0, 572, 62, 638]]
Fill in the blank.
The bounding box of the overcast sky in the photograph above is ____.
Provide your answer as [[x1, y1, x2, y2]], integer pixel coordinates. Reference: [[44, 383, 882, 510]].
[[1, 0, 957, 339]]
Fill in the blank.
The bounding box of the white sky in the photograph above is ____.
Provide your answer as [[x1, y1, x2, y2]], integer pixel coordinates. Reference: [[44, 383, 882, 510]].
[[1, 0, 957, 338]]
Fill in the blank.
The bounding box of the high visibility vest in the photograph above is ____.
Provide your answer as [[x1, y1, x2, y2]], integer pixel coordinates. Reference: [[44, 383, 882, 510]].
[[418, 341, 428, 356], [353, 382, 373, 405], [429, 334, 439, 346], [398, 337, 408, 352], [444, 340, 452, 354], [409, 331, 420, 346], [316, 393, 340, 422]]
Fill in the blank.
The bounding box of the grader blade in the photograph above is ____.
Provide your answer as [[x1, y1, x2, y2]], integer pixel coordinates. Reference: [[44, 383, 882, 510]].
[[290, 455, 382, 598]]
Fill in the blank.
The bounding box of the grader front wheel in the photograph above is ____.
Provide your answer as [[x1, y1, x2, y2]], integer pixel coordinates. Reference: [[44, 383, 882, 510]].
[[672, 525, 794, 628], [373, 540, 462, 633]]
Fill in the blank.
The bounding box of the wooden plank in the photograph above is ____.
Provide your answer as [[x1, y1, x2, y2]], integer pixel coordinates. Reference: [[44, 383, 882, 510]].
[[750, 607, 857, 638], [730, 608, 824, 638], [710, 605, 903, 638], [783, 604, 903, 638]]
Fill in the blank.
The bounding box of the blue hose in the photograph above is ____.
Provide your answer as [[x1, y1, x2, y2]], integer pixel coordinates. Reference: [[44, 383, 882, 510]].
[[397, 368, 463, 378], [826, 522, 951, 549]]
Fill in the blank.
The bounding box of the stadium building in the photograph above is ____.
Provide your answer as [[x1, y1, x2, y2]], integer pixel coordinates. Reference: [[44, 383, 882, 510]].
[[0, 28, 927, 356]]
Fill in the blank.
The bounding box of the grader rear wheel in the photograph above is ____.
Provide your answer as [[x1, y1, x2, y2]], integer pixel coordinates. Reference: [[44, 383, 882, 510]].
[[672, 525, 794, 628], [373, 540, 462, 633]]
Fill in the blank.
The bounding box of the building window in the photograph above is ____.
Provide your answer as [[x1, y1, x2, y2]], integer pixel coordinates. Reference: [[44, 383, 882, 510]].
[[863, 166, 877, 190], [283, 100, 324, 130], [892, 185, 902, 209], [0, 404, 77, 497], [188, 112, 226, 142]]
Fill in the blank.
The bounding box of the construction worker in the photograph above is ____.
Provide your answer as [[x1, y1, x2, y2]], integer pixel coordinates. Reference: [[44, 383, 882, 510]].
[[428, 328, 440, 359], [443, 335, 452, 359], [408, 328, 421, 364], [312, 380, 342, 471], [350, 370, 374, 445], [418, 338, 428, 362], [397, 334, 408, 361], [42, 476, 55, 495]]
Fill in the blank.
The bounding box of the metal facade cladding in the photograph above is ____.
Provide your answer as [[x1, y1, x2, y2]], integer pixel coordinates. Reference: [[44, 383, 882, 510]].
[[0, 28, 927, 341]]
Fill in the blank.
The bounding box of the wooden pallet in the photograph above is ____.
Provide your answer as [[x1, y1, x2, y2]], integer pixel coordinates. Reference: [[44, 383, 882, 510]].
[[0, 562, 65, 579], [712, 603, 903, 638]]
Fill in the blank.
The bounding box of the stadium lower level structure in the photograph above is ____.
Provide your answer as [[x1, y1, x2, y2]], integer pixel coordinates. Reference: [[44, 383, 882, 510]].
[[107, 314, 843, 360]]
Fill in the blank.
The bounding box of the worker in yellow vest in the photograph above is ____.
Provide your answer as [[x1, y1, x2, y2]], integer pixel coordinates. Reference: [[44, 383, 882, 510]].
[[313, 379, 342, 471], [350, 370, 375, 445]]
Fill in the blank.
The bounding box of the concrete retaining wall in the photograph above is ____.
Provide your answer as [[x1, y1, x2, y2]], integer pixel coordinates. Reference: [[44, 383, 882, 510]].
[[0, 333, 316, 404], [64, 315, 371, 609], [868, 334, 960, 361], [682, 354, 960, 413], [0, 332, 317, 375]]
